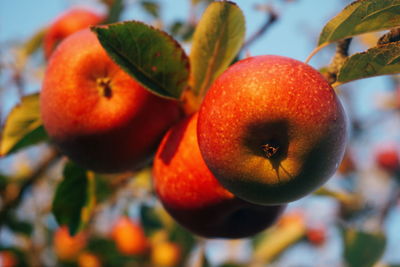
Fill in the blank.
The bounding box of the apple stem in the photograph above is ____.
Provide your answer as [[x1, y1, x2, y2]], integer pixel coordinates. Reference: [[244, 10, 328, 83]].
[[97, 78, 112, 98], [261, 144, 279, 158]]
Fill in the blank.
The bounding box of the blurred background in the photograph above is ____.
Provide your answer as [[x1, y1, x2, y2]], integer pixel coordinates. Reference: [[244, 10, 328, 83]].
[[1, 0, 400, 266]]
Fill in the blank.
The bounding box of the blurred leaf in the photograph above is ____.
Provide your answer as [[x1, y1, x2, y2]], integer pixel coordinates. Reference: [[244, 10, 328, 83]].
[[92, 21, 189, 99], [342, 227, 386, 267], [0, 174, 7, 191], [337, 41, 400, 83], [140, 204, 164, 235], [169, 223, 196, 260], [201, 252, 211, 267], [22, 28, 46, 56], [104, 0, 124, 24], [80, 172, 96, 230], [94, 174, 112, 203], [219, 263, 246, 267], [5, 216, 33, 236], [319, 0, 400, 46], [140, 0, 160, 18], [169, 21, 195, 42], [252, 215, 306, 263], [192, 0, 213, 5], [52, 162, 88, 236], [189, 1, 245, 97], [0, 93, 48, 157], [88, 237, 143, 265]]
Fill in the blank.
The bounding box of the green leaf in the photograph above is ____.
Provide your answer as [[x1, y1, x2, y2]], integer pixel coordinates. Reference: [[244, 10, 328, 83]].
[[23, 28, 46, 56], [92, 21, 189, 99], [140, 204, 163, 236], [319, 0, 400, 46], [169, 223, 196, 260], [189, 1, 245, 97], [337, 41, 400, 83], [5, 216, 33, 236], [140, 0, 160, 18], [342, 227, 386, 267], [52, 162, 88, 236], [104, 0, 124, 24], [0, 93, 48, 157]]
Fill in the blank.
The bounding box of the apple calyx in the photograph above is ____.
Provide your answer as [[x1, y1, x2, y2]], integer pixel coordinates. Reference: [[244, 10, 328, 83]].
[[261, 143, 279, 159], [96, 77, 112, 98]]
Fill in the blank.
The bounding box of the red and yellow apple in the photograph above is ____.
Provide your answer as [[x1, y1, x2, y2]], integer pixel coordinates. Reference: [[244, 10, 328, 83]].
[[44, 8, 104, 59], [198, 55, 348, 205], [153, 113, 286, 239], [77, 252, 102, 267], [111, 216, 149, 256], [53, 226, 87, 261], [40, 29, 182, 173], [151, 241, 181, 267]]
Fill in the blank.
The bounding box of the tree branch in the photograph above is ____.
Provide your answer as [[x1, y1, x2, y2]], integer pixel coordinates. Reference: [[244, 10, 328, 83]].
[[0, 148, 61, 227]]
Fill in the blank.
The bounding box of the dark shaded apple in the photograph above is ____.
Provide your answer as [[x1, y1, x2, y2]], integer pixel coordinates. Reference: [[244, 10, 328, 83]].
[[41, 29, 182, 173], [198, 55, 348, 205], [153, 113, 286, 239]]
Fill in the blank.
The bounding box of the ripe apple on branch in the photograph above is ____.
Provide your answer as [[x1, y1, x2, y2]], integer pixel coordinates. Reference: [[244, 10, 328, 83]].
[[1, 0, 400, 266]]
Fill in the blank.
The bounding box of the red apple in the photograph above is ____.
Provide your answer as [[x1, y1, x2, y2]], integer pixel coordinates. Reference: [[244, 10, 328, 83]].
[[306, 226, 326, 246], [40, 29, 182, 173], [0, 251, 17, 267], [44, 8, 104, 59], [153, 113, 286, 239], [197, 55, 348, 205], [376, 147, 400, 173], [111, 216, 149, 256]]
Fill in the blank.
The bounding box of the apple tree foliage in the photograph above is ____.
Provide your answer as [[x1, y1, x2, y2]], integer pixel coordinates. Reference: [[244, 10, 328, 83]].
[[1, 0, 400, 266]]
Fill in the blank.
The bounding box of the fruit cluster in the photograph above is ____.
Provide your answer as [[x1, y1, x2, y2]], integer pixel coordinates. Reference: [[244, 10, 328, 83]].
[[40, 8, 347, 239]]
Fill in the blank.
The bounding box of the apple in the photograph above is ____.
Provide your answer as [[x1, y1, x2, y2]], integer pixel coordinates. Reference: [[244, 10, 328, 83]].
[[0, 251, 17, 267], [306, 226, 326, 246], [151, 241, 181, 267], [40, 29, 182, 173], [376, 147, 400, 173], [53, 226, 87, 261], [111, 216, 149, 256], [197, 55, 348, 205], [153, 114, 286, 239], [77, 252, 101, 267], [44, 8, 104, 59]]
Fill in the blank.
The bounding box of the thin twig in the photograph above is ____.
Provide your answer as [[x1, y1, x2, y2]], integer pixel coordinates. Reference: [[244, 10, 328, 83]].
[[378, 28, 400, 45], [324, 38, 352, 84], [240, 4, 278, 54]]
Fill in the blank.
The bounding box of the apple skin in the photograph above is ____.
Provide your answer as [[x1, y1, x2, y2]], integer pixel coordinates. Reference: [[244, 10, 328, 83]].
[[197, 55, 348, 205], [44, 8, 104, 59], [40, 29, 182, 173], [111, 216, 149, 256], [53, 226, 87, 261], [153, 113, 286, 239]]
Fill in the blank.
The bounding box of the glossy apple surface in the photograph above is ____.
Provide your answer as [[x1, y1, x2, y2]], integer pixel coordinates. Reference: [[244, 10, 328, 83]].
[[44, 8, 104, 59], [198, 55, 348, 205], [153, 114, 286, 239], [41, 29, 182, 173]]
